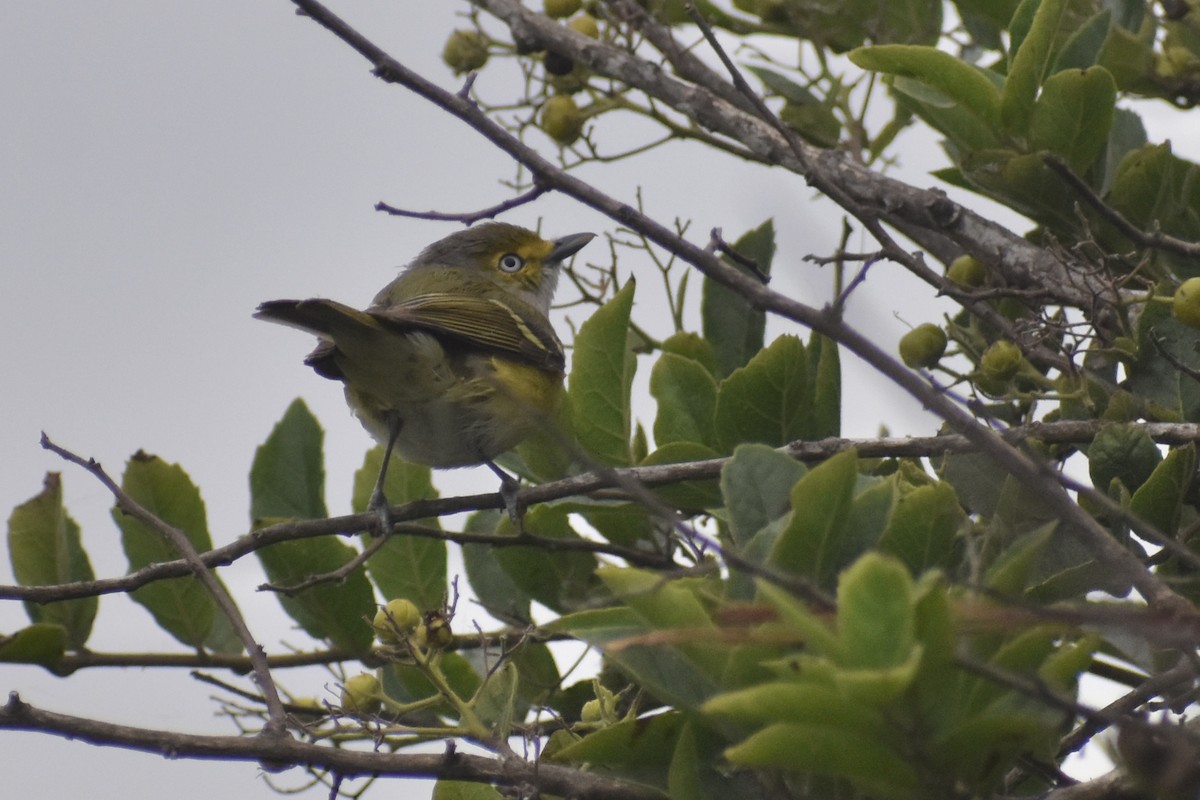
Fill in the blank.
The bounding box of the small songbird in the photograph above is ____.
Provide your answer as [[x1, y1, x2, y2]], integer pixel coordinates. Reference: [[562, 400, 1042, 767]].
[[255, 222, 594, 524]]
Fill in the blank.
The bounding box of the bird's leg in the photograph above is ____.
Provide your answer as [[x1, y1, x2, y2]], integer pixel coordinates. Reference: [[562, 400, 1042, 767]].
[[369, 411, 402, 534], [484, 459, 524, 530]]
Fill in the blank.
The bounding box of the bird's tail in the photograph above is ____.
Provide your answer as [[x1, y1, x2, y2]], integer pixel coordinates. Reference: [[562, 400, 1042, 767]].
[[254, 299, 378, 338]]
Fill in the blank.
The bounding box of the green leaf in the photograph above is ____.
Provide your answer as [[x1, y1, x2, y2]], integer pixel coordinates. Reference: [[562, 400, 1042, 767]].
[[251, 402, 373, 653], [720, 444, 807, 548], [569, 280, 637, 465], [877, 481, 964, 573], [1029, 66, 1116, 173], [702, 220, 774, 378], [850, 45, 1002, 129], [598, 567, 727, 708], [807, 334, 841, 438], [1130, 445, 1195, 537], [836, 553, 915, 670], [1088, 422, 1162, 493], [1052, 10, 1112, 72], [1127, 296, 1200, 419], [250, 398, 328, 521], [352, 446, 446, 610], [640, 441, 723, 509], [1001, 0, 1070, 133], [724, 722, 920, 796], [112, 452, 217, 650], [668, 721, 714, 800], [384, 652, 482, 715], [0, 623, 67, 668], [472, 661, 518, 738], [748, 65, 819, 104], [651, 352, 718, 448], [550, 711, 685, 787], [715, 335, 809, 452], [432, 781, 504, 800], [255, 534, 375, 653], [661, 331, 717, 376], [769, 449, 859, 585], [492, 506, 602, 613], [462, 510, 531, 624], [7, 474, 96, 650], [704, 680, 885, 730]]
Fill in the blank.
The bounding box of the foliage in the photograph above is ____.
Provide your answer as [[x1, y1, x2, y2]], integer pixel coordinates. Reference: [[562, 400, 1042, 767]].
[[8, 1, 1200, 799]]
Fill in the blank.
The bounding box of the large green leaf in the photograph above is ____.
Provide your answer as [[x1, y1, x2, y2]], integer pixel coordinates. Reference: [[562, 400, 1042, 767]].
[[715, 335, 810, 452], [491, 506, 602, 613], [0, 623, 67, 669], [1028, 66, 1116, 173], [877, 480, 964, 573], [651, 352, 718, 448], [702, 220, 775, 378], [1130, 445, 1195, 538], [352, 446, 446, 610], [769, 449, 859, 585], [112, 452, 219, 651], [836, 553, 915, 671], [720, 444, 807, 548], [806, 334, 841, 438], [723, 722, 920, 796], [850, 45, 1002, 129], [7, 474, 96, 650], [461, 510, 531, 624], [1001, 0, 1070, 133], [250, 398, 328, 521], [251, 400, 374, 654], [569, 280, 637, 465]]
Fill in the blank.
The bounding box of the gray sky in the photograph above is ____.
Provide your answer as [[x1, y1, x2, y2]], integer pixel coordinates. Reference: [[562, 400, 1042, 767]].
[[6, 2, 1193, 797]]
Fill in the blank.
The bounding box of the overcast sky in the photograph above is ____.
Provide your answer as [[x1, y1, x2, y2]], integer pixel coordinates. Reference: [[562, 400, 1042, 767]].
[[4, 2, 1197, 798]]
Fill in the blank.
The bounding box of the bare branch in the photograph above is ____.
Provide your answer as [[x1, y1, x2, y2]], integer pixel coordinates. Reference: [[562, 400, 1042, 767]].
[[39, 434, 291, 736], [0, 692, 662, 800]]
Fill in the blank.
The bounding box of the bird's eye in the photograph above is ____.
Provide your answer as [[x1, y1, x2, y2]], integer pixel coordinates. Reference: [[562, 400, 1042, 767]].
[[498, 253, 524, 273]]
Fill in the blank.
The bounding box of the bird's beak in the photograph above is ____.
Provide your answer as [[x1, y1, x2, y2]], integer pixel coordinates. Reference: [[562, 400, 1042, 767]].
[[548, 232, 595, 264]]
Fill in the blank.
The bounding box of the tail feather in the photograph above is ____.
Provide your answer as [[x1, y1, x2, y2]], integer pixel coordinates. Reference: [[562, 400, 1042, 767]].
[[254, 299, 377, 338]]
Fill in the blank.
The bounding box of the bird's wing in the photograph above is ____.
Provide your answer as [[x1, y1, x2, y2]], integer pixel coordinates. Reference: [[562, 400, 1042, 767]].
[[371, 293, 565, 372]]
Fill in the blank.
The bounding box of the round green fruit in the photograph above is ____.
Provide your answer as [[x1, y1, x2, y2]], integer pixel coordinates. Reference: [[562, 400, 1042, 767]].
[[373, 598, 422, 644], [545, 0, 582, 17], [340, 674, 382, 716], [442, 29, 488, 74], [980, 340, 1023, 382], [541, 94, 584, 145], [946, 255, 986, 288], [899, 324, 947, 369], [568, 13, 600, 38], [1173, 277, 1200, 328]]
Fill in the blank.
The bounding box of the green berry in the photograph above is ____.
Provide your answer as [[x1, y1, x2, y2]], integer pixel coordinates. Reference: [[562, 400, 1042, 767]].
[[373, 598, 422, 644], [568, 13, 600, 38], [580, 699, 604, 722], [1173, 277, 1200, 328], [980, 340, 1023, 382], [340, 674, 382, 716], [946, 255, 986, 288], [541, 94, 584, 145], [898, 324, 947, 369], [442, 30, 488, 74], [545, 0, 582, 18]]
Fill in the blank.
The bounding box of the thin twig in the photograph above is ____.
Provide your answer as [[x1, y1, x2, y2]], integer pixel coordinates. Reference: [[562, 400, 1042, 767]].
[[39, 434, 292, 738], [375, 183, 549, 224], [1044, 155, 1200, 258]]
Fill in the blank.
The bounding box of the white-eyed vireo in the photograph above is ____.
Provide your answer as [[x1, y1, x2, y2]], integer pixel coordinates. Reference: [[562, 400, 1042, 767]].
[[256, 222, 594, 521]]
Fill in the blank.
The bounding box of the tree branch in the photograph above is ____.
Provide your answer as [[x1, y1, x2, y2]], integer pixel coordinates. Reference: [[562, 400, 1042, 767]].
[[0, 692, 663, 800], [39, 434, 291, 736]]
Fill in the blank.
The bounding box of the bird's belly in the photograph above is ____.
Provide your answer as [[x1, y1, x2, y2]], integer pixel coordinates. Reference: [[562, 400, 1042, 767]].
[[343, 346, 561, 468]]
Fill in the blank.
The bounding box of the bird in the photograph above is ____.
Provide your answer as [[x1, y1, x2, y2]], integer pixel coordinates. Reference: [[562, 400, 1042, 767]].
[[255, 222, 594, 527]]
